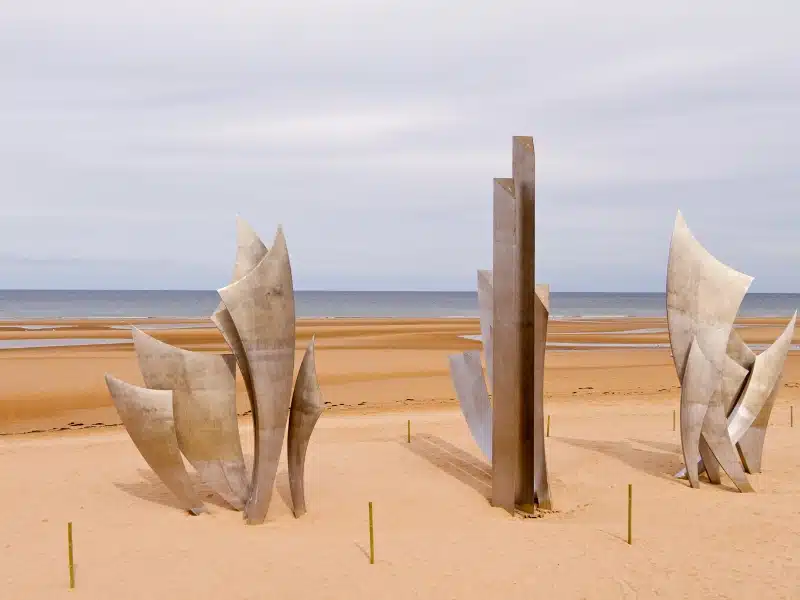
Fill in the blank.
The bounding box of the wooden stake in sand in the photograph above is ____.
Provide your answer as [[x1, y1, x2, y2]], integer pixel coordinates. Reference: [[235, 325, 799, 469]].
[[627, 484, 632, 545], [67, 521, 75, 589], [407, 419, 411, 443], [368, 502, 375, 564], [791, 405, 794, 428], [673, 409, 676, 432], [546, 415, 551, 437]]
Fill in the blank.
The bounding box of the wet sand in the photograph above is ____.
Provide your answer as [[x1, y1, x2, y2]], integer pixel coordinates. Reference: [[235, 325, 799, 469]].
[[1, 316, 797, 435]]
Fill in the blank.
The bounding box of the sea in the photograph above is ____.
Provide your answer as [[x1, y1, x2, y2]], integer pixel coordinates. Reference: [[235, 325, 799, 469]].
[[0, 290, 799, 320]]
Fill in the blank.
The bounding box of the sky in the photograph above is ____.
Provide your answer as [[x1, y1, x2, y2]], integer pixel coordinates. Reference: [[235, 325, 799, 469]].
[[1, 1, 798, 292]]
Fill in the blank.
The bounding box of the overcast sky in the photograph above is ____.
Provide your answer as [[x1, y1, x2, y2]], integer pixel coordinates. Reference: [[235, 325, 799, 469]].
[[1, 1, 798, 291]]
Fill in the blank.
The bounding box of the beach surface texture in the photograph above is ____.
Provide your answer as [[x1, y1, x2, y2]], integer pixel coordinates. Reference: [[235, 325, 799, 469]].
[[0, 316, 798, 598]]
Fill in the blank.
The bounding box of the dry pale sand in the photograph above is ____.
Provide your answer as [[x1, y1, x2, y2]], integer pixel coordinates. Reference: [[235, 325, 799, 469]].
[[0, 317, 799, 598]]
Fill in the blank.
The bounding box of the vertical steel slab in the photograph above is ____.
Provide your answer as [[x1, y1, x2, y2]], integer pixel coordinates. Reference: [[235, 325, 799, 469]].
[[491, 176, 521, 514]]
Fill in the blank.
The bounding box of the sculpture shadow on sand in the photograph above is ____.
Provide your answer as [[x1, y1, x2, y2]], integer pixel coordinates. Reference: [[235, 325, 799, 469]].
[[400, 433, 492, 501]]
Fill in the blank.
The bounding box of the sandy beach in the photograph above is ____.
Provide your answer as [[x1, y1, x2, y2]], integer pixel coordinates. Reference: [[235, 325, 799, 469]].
[[1, 316, 799, 598]]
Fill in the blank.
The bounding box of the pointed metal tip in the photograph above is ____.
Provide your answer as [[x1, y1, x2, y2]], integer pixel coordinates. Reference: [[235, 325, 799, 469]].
[[305, 335, 317, 356], [272, 226, 288, 250], [129, 326, 161, 347], [236, 214, 257, 235]]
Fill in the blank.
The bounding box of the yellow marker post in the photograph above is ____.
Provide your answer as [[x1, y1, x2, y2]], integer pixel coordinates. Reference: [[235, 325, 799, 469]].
[[368, 502, 375, 564], [407, 419, 411, 443], [546, 415, 551, 437], [673, 409, 676, 432], [67, 522, 75, 589], [627, 484, 632, 545]]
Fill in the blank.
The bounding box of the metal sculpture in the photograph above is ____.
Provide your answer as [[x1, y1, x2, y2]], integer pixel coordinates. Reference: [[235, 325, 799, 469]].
[[217, 228, 296, 525], [449, 136, 552, 514], [104, 374, 206, 515], [211, 216, 268, 409], [131, 328, 249, 510], [105, 218, 324, 524], [287, 338, 324, 517], [448, 350, 493, 461], [667, 211, 797, 490]]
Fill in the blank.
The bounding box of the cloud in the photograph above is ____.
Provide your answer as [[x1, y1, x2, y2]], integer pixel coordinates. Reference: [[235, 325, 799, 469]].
[[1, 0, 798, 291]]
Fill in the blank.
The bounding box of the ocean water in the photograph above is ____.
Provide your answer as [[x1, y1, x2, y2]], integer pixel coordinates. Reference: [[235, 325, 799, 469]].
[[0, 290, 798, 320]]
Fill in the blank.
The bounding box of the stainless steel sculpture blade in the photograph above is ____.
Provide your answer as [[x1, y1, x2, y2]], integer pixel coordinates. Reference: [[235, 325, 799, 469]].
[[131, 328, 249, 510], [737, 375, 782, 473], [104, 374, 205, 514], [668, 210, 756, 488], [730, 312, 797, 472], [287, 338, 324, 518], [491, 136, 551, 513], [698, 386, 754, 492], [532, 283, 551, 509], [449, 350, 493, 461], [675, 354, 752, 480], [679, 340, 753, 491], [667, 210, 753, 381], [727, 312, 796, 443], [218, 227, 296, 525], [477, 269, 494, 391], [726, 328, 757, 372], [211, 216, 269, 409], [697, 436, 721, 484], [679, 340, 714, 489]]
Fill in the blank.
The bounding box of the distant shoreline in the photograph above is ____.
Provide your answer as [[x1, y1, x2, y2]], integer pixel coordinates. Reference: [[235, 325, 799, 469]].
[[1, 289, 799, 320]]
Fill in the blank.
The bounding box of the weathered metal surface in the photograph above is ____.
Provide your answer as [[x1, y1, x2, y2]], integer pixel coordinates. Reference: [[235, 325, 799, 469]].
[[217, 227, 296, 525], [667, 211, 753, 381], [488, 136, 551, 513], [726, 329, 757, 372], [737, 374, 782, 473], [287, 338, 324, 518], [104, 374, 205, 514], [679, 340, 715, 489], [511, 136, 538, 511], [476, 269, 494, 391], [492, 179, 523, 514], [211, 216, 269, 411], [131, 328, 249, 510], [697, 436, 721, 484], [679, 340, 753, 491], [491, 175, 520, 514], [699, 390, 754, 493], [532, 284, 551, 509], [449, 350, 493, 462], [727, 312, 796, 444], [668, 210, 795, 489]]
